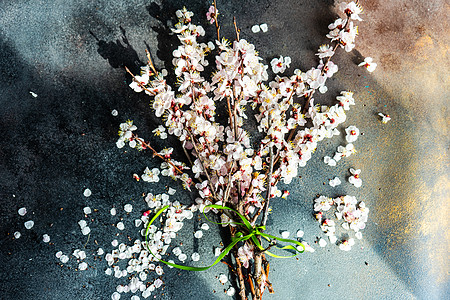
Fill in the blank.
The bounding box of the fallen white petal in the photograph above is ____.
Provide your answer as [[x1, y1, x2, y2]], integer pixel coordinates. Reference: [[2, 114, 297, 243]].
[[111, 239, 119, 247], [78, 220, 87, 228], [260, 23, 268, 32], [111, 109, 118, 116], [194, 230, 203, 238], [24, 220, 34, 229], [296, 230, 304, 238], [83, 188, 92, 197], [18, 207, 27, 216], [124, 204, 133, 213], [226, 286, 236, 296], [117, 222, 125, 230], [83, 207, 92, 214], [60, 255, 69, 263], [14, 231, 21, 239], [42, 234, 50, 243], [79, 262, 88, 270], [251, 25, 260, 33], [192, 252, 200, 261], [200, 223, 210, 231], [110, 208, 117, 216], [318, 238, 327, 247], [219, 273, 228, 284], [281, 231, 290, 239], [81, 227, 91, 235], [214, 247, 222, 257]]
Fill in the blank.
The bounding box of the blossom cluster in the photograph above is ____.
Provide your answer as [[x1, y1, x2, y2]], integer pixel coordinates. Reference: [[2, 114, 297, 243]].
[[314, 195, 369, 250], [116, 1, 376, 296]]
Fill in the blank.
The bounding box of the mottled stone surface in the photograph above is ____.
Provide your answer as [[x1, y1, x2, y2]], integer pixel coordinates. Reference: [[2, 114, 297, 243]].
[[0, 0, 448, 299]]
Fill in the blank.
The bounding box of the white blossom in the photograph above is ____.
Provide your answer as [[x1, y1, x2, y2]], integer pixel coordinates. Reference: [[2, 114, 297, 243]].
[[358, 57, 377, 72], [348, 168, 362, 187], [378, 113, 391, 124], [271, 56, 291, 74]]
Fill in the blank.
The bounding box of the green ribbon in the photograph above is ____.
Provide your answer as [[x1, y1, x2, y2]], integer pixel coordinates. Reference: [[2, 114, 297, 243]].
[[144, 204, 305, 271]]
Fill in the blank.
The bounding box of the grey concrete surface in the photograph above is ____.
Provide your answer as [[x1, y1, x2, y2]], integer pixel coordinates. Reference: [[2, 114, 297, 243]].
[[0, 0, 448, 299]]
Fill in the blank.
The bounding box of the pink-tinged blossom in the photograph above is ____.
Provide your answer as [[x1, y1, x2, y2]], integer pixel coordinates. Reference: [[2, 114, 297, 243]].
[[206, 5, 217, 24], [358, 57, 377, 72], [318, 60, 338, 78], [237, 244, 254, 268]]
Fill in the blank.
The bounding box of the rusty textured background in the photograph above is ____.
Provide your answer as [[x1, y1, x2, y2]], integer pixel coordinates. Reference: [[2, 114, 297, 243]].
[[0, 0, 448, 299]]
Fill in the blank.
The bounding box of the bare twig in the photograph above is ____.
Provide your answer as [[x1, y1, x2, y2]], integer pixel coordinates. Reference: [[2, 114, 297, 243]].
[[145, 49, 157, 74], [132, 134, 184, 175], [213, 0, 221, 41], [233, 17, 240, 41]]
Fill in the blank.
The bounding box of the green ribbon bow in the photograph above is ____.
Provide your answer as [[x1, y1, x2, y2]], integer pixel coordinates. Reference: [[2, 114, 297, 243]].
[[144, 204, 305, 271]]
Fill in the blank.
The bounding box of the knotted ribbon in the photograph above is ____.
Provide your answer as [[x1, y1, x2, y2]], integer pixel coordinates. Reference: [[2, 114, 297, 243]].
[[144, 204, 305, 271]]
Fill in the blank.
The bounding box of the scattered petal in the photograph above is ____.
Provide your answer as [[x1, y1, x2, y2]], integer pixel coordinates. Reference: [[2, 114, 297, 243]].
[[79, 262, 88, 270], [226, 286, 236, 296], [110, 208, 117, 216], [296, 230, 304, 238], [318, 238, 327, 247], [24, 220, 34, 229], [281, 231, 290, 239], [251, 25, 260, 33], [112, 239, 119, 247], [14, 231, 21, 239], [200, 223, 210, 231], [29, 91, 38, 98], [219, 273, 228, 284], [83, 207, 92, 215], [81, 227, 91, 235], [111, 109, 118, 116], [83, 188, 92, 197], [192, 252, 200, 261], [78, 220, 87, 228], [214, 247, 222, 257], [42, 234, 50, 243], [18, 207, 27, 216], [194, 230, 203, 238], [124, 204, 133, 213], [260, 23, 268, 32], [60, 255, 69, 263]]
